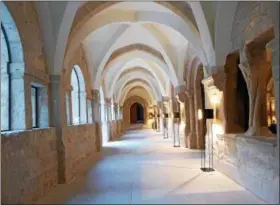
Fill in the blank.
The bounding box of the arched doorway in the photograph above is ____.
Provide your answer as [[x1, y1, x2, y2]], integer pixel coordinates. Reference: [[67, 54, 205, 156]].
[[130, 103, 144, 124]]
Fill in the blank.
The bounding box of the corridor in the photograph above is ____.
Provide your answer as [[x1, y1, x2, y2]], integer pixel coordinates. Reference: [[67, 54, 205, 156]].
[[37, 129, 265, 204]]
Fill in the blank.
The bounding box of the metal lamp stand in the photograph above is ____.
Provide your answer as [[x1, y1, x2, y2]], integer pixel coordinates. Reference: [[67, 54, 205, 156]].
[[173, 113, 181, 147], [163, 114, 169, 139], [200, 109, 215, 172]]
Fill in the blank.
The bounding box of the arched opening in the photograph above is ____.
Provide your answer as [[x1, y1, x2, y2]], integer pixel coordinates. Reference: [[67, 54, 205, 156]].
[[266, 50, 277, 135], [235, 56, 250, 132], [130, 102, 144, 124], [1, 3, 25, 131], [224, 52, 250, 133], [71, 65, 87, 125]]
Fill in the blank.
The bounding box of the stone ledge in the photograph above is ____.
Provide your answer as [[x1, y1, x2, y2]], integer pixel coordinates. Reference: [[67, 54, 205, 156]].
[[1, 127, 56, 137], [217, 133, 277, 146]]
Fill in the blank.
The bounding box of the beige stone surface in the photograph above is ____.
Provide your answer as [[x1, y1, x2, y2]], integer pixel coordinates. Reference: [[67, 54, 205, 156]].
[[214, 134, 279, 204], [36, 129, 266, 204], [1, 128, 57, 204], [61, 124, 98, 183]]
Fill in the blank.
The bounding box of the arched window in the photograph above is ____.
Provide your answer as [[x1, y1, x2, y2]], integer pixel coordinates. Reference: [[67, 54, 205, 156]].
[[1, 4, 25, 131], [71, 65, 87, 125], [1, 25, 10, 131]]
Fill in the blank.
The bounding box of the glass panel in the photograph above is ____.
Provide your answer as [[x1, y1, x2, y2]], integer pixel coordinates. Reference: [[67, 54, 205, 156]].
[[1, 28, 9, 131], [87, 100, 93, 123], [31, 87, 37, 128]]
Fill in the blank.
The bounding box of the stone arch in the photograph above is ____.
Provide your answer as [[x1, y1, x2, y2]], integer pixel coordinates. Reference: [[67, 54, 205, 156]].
[[130, 102, 144, 124], [50, 1, 217, 76], [123, 96, 150, 129], [113, 74, 163, 102], [107, 65, 165, 99], [99, 50, 175, 90], [118, 82, 156, 106], [70, 65, 87, 125], [1, 3, 24, 66], [4, 1, 48, 73]]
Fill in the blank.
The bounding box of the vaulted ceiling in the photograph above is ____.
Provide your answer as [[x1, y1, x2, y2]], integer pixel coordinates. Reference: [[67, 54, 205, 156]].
[[34, 1, 238, 106]]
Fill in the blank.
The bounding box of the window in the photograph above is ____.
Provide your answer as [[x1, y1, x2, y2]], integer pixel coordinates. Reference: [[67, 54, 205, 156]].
[[31, 86, 39, 128], [1, 4, 25, 131], [87, 100, 93, 123], [71, 65, 86, 125], [1, 26, 10, 131]]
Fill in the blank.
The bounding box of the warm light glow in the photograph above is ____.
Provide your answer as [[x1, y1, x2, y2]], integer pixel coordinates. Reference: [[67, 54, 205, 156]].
[[198, 109, 203, 120], [272, 115, 277, 123], [211, 95, 219, 105], [212, 123, 224, 136]]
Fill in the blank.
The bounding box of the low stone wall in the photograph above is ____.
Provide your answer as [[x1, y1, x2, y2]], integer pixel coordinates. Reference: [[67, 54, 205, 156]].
[[117, 119, 124, 135], [62, 123, 98, 183], [109, 120, 124, 141], [1, 128, 57, 204], [213, 134, 279, 204], [109, 121, 117, 141]]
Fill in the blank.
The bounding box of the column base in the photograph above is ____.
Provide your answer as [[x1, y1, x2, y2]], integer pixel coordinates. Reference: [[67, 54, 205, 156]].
[[187, 132, 197, 149], [200, 168, 215, 172]]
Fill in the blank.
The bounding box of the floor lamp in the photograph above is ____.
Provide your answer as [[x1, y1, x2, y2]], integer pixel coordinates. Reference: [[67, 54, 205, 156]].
[[173, 112, 181, 147], [163, 113, 169, 139], [200, 108, 215, 172]]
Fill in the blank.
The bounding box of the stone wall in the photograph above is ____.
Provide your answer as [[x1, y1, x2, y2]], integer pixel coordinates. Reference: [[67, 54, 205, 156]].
[[1, 128, 57, 204], [213, 134, 279, 204], [61, 124, 98, 183], [108, 120, 124, 141]]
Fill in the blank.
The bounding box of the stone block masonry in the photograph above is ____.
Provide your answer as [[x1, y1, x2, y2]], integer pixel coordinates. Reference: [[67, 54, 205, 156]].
[[62, 124, 98, 183], [1, 128, 57, 204]]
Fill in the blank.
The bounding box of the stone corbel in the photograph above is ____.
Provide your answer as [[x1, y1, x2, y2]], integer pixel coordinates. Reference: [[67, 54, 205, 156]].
[[202, 75, 223, 107]]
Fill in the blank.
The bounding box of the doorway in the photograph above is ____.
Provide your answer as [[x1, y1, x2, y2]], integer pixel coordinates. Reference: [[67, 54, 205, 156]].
[[130, 103, 144, 124]]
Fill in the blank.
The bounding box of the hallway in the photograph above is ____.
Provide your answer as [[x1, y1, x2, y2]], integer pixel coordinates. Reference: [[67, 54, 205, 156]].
[[37, 129, 265, 204]]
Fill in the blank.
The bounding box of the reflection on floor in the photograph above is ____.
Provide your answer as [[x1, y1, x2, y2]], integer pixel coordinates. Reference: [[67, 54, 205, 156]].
[[37, 129, 266, 204]]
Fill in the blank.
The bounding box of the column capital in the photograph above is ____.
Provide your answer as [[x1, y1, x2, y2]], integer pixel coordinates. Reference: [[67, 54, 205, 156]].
[[92, 89, 100, 101], [161, 96, 170, 102]]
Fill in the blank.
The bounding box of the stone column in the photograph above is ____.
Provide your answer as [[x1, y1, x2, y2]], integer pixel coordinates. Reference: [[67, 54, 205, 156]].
[[79, 91, 87, 124], [239, 28, 274, 136], [49, 75, 67, 183], [168, 98, 175, 139], [194, 67, 205, 149], [187, 92, 197, 149], [267, 38, 279, 171], [92, 89, 101, 152], [9, 64, 29, 130], [65, 88, 72, 126], [156, 104, 161, 132]]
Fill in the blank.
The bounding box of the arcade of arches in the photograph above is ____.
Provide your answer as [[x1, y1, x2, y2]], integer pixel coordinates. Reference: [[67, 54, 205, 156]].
[[0, 1, 279, 204]]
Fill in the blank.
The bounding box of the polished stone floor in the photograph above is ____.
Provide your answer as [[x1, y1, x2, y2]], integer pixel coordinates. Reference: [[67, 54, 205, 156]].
[[37, 129, 266, 204]]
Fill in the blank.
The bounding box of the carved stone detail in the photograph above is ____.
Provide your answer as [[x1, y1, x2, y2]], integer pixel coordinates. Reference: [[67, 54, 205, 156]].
[[239, 27, 274, 136]]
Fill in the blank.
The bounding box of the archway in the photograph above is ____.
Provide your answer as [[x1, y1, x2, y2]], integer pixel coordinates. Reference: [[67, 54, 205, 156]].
[[224, 52, 250, 133], [130, 103, 144, 124]]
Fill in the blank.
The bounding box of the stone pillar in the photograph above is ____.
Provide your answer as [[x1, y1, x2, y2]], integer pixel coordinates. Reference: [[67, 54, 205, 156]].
[[239, 27, 274, 136], [80, 91, 87, 124], [49, 75, 67, 183], [267, 38, 279, 172], [9, 64, 28, 130], [156, 104, 161, 132], [194, 67, 205, 149], [65, 89, 72, 125], [187, 92, 197, 149], [168, 98, 175, 139], [105, 98, 112, 140], [92, 89, 101, 152]]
